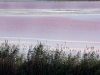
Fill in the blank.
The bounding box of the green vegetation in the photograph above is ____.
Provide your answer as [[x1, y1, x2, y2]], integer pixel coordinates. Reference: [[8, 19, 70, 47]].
[[0, 40, 100, 75]]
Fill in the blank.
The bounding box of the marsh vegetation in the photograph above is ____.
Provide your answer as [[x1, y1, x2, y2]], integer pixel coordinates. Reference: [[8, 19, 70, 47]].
[[0, 40, 100, 75]]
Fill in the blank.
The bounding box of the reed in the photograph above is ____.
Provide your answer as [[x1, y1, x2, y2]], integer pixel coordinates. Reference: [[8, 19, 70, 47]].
[[0, 41, 100, 75]]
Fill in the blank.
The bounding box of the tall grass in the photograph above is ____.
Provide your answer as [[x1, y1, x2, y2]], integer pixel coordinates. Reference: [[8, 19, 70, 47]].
[[0, 41, 100, 75]]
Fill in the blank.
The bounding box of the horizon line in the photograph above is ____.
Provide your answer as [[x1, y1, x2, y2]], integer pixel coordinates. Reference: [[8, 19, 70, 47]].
[[0, 37, 100, 44]]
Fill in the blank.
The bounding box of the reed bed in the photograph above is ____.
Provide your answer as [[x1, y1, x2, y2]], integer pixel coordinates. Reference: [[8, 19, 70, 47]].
[[0, 41, 100, 75]]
